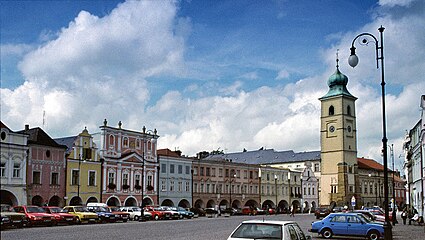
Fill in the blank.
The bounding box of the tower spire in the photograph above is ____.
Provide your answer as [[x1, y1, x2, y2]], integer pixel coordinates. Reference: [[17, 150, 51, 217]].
[[336, 49, 340, 70]]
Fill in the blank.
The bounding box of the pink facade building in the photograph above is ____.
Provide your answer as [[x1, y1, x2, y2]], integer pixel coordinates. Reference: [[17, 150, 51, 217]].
[[18, 125, 67, 207], [99, 120, 159, 207]]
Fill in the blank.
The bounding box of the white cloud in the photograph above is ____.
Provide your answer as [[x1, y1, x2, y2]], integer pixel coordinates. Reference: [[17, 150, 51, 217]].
[[379, 0, 415, 7], [275, 69, 290, 80]]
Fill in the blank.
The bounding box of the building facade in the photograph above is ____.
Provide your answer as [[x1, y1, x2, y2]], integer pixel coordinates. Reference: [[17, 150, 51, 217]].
[[98, 120, 159, 207], [0, 122, 29, 206], [319, 65, 358, 208], [55, 127, 102, 206], [158, 149, 192, 208], [192, 157, 260, 211], [18, 125, 67, 207]]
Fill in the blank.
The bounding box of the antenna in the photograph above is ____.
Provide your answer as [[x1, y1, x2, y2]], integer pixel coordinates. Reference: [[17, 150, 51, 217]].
[[43, 110, 46, 129]]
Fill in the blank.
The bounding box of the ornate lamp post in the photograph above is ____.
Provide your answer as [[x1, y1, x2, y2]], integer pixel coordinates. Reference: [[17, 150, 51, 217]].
[[274, 174, 278, 214], [229, 172, 236, 209], [349, 26, 392, 239], [288, 172, 291, 211]]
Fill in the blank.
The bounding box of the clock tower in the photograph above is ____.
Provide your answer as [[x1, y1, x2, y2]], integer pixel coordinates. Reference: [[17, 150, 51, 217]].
[[319, 59, 358, 207]]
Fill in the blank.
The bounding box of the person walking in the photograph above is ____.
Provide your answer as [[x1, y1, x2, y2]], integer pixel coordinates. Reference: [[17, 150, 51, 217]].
[[290, 205, 295, 217], [401, 209, 408, 225]]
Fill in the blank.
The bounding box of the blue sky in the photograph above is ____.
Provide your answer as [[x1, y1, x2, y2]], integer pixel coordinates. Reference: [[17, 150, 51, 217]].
[[1, 0, 424, 170]]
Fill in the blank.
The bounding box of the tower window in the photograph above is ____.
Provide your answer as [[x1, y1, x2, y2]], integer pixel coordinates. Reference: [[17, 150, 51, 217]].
[[329, 106, 334, 115], [347, 105, 351, 116]]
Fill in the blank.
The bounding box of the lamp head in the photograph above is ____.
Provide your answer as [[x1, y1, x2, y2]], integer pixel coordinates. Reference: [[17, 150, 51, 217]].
[[348, 46, 359, 68]]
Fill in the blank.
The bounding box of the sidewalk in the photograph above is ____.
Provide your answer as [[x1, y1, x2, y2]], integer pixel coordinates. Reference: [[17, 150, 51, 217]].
[[392, 212, 425, 239]]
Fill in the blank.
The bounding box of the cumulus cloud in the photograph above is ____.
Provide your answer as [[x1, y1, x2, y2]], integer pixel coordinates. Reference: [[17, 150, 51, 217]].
[[275, 69, 290, 80]]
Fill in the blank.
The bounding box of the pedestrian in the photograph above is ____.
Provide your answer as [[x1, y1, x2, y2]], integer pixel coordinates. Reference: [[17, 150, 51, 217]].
[[290, 205, 295, 217], [401, 210, 408, 225]]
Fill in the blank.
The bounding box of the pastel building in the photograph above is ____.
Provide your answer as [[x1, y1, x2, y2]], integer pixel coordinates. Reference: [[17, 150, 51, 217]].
[[55, 127, 102, 206], [0, 122, 29, 206], [98, 120, 159, 207], [18, 125, 67, 207]]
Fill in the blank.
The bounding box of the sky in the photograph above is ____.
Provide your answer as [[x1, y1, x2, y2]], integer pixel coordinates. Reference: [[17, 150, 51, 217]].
[[1, 0, 424, 171]]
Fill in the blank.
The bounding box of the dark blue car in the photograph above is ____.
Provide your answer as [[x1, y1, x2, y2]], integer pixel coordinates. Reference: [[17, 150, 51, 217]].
[[310, 213, 384, 240]]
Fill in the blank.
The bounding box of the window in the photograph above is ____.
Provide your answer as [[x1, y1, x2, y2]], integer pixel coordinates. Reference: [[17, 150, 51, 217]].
[[194, 167, 198, 176], [82, 148, 92, 160], [185, 166, 190, 175], [161, 180, 166, 191], [108, 172, 115, 184], [201, 183, 204, 193], [13, 163, 20, 178], [185, 181, 190, 192], [348, 216, 361, 223], [0, 162, 6, 177], [225, 169, 229, 177], [170, 180, 174, 192], [211, 168, 216, 177], [51, 172, 59, 185], [170, 164, 175, 174], [347, 105, 351, 116], [200, 167, 204, 176], [135, 174, 140, 186], [314, 163, 320, 172], [147, 175, 153, 187], [88, 171, 96, 186], [161, 164, 166, 173], [330, 215, 346, 222], [122, 173, 129, 186], [178, 165, 183, 174], [194, 183, 198, 193], [123, 137, 129, 147], [206, 184, 210, 193], [244, 170, 247, 179], [72, 170, 80, 185], [329, 105, 334, 115], [33, 171, 41, 184], [249, 171, 253, 179], [219, 168, 223, 177], [206, 167, 210, 176], [178, 181, 182, 192]]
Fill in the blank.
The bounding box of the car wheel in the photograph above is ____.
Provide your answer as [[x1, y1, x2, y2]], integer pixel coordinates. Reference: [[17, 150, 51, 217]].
[[134, 215, 139, 221], [154, 215, 159, 221], [321, 228, 333, 239], [76, 217, 81, 225], [179, 215, 183, 219], [316, 215, 320, 219], [367, 230, 380, 240]]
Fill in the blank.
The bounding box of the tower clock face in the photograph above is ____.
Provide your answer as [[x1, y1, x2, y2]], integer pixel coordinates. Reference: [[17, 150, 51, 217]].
[[329, 125, 335, 133]]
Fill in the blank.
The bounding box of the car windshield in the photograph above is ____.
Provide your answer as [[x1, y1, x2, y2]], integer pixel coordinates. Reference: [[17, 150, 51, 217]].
[[0, 205, 14, 212], [231, 223, 282, 239], [48, 207, 61, 213], [74, 207, 89, 212], [132, 208, 141, 212], [27, 207, 44, 213]]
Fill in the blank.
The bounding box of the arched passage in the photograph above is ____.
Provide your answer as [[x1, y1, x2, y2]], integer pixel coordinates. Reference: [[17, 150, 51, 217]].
[[142, 197, 153, 207], [161, 199, 174, 207], [278, 200, 289, 213], [232, 199, 242, 209], [311, 201, 317, 212], [69, 196, 82, 206], [245, 199, 259, 208], [87, 197, 98, 204], [194, 199, 204, 209], [32, 195, 43, 206], [124, 197, 137, 206], [291, 200, 300, 213], [219, 199, 229, 209], [0, 190, 19, 206], [48, 195, 62, 207], [106, 196, 120, 206], [262, 200, 275, 209], [178, 199, 190, 208], [206, 199, 215, 208]]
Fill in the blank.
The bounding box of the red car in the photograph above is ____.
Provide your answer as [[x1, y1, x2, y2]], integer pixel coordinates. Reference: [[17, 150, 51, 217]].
[[144, 206, 167, 220], [42, 206, 76, 225], [108, 207, 130, 222], [13, 206, 56, 227], [241, 206, 257, 216]]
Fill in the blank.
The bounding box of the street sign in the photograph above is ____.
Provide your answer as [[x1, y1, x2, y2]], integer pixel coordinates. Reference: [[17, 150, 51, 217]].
[[351, 196, 356, 206]]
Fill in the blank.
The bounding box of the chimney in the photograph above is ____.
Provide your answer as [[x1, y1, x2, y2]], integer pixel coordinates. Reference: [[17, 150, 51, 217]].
[[25, 124, 29, 131]]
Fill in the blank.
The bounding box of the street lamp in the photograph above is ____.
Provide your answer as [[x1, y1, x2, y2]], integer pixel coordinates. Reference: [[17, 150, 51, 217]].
[[300, 177, 303, 213], [288, 172, 291, 212], [229, 172, 236, 209], [77, 154, 85, 205], [274, 174, 278, 214], [349, 26, 392, 239], [388, 144, 397, 225]]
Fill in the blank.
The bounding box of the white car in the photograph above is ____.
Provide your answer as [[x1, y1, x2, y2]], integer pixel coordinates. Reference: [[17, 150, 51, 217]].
[[120, 207, 152, 221], [227, 220, 311, 240]]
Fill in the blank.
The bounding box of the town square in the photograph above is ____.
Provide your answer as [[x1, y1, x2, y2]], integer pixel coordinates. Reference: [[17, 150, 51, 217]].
[[1, 0, 424, 239]]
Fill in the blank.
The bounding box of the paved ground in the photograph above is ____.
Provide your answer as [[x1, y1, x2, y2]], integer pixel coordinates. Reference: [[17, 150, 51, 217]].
[[1, 212, 424, 240]]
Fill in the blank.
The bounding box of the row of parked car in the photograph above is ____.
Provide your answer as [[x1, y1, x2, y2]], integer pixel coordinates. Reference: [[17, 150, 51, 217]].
[[1, 203, 196, 229], [311, 207, 390, 240]]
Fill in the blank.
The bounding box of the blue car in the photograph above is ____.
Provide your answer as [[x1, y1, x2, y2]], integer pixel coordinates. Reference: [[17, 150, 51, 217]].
[[310, 213, 384, 240]]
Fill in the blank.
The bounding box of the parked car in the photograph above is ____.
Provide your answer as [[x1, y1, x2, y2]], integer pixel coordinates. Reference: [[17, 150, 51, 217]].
[[120, 206, 151, 221], [157, 206, 180, 219], [352, 210, 385, 223], [365, 208, 393, 221], [144, 206, 167, 220], [314, 207, 331, 219], [190, 207, 205, 217], [255, 208, 266, 215], [241, 206, 257, 216], [310, 212, 384, 240], [267, 208, 277, 215], [169, 207, 194, 219], [0, 204, 26, 228], [108, 207, 130, 222], [63, 206, 99, 224], [13, 205, 56, 227], [228, 220, 311, 240], [42, 206, 76, 225], [86, 206, 117, 223]]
